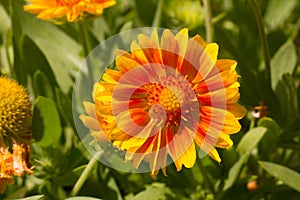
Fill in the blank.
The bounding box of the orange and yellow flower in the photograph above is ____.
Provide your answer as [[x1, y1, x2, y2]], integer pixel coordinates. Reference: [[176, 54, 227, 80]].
[[81, 28, 246, 175], [23, 0, 116, 22]]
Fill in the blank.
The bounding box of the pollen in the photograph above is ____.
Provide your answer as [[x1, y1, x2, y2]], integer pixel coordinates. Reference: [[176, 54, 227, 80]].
[[145, 74, 194, 126], [0, 77, 32, 138], [159, 87, 181, 112]]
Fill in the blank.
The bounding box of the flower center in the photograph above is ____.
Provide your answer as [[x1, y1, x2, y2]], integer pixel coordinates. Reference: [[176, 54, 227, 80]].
[[145, 74, 195, 127], [159, 87, 181, 112]]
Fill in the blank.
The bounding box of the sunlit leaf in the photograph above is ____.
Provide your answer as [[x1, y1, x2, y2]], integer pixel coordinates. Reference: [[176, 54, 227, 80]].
[[236, 127, 267, 154], [259, 161, 300, 192], [16, 195, 44, 200], [65, 197, 102, 200], [223, 153, 249, 190], [0, 4, 10, 33], [264, 0, 298, 31], [32, 96, 62, 146], [271, 40, 297, 90], [13, 3, 82, 92], [131, 183, 174, 200]]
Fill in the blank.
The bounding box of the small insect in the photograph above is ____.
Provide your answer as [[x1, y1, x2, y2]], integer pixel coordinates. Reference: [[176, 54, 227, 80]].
[[251, 101, 267, 118]]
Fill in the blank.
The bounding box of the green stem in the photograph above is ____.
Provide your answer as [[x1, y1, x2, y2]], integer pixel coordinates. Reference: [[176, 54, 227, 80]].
[[8, 0, 16, 79], [79, 22, 94, 82], [197, 159, 216, 198], [249, 0, 271, 85], [3, 32, 13, 74], [152, 0, 164, 27], [69, 151, 103, 197], [203, 0, 214, 42]]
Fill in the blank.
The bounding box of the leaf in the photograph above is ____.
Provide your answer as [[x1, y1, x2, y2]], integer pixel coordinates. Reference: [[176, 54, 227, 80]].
[[0, 4, 11, 33], [223, 153, 249, 191], [55, 88, 74, 127], [264, 0, 298, 31], [33, 70, 55, 99], [16, 195, 44, 200], [276, 74, 298, 127], [65, 197, 102, 200], [131, 183, 174, 200], [134, 0, 157, 26], [236, 127, 267, 154], [107, 177, 123, 200], [258, 117, 281, 138], [257, 118, 281, 159], [271, 40, 297, 90], [259, 161, 300, 192], [15, 7, 82, 92], [32, 96, 62, 147], [53, 165, 86, 186]]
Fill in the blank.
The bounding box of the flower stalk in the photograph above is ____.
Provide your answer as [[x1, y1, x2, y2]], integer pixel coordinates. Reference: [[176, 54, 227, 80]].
[[249, 0, 271, 85], [69, 150, 103, 197], [203, 0, 213, 42], [79, 22, 94, 82], [152, 0, 164, 27]]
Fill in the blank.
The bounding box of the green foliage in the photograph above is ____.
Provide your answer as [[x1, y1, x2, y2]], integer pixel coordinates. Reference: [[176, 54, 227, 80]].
[[0, 0, 299, 199], [259, 161, 300, 192], [271, 40, 297, 90], [32, 96, 62, 146], [236, 127, 267, 154]]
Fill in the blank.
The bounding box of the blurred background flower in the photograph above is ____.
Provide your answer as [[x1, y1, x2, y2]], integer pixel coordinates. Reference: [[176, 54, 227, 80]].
[[165, 0, 204, 29], [23, 0, 116, 23]]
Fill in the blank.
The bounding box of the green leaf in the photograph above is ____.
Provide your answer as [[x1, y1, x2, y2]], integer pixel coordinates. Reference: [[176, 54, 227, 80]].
[[17, 9, 82, 92], [257, 117, 281, 158], [276, 74, 298, 127], [264, 0, 298, 31], [259, 161, 300, 192], [55, 88, 74, 127], [32, 96, 62, 147], [134, 0, 157, 26], [16, 195, 44, 200], [223, 153, 249, 191], [236, 127, 267, 154], [258, 117, 281, 138], [0, 4, 11, 33], [65, 197, 102, 200], [106, 177, 123, 200], [33, 70, 55, 99], [131, 183, 174, 200], [53, 165, 86, 186], [271, 40, 297, 90]]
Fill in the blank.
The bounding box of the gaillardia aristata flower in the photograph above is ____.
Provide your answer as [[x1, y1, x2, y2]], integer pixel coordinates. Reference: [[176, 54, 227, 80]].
[[81, 29, 246, 175], [24, 0, 116, 22], [0, 77, 33, 193]]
